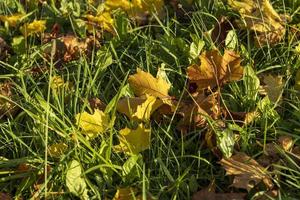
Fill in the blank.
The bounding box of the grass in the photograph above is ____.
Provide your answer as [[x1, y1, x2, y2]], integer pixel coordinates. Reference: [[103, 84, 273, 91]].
[[1, 0, 300, 199]]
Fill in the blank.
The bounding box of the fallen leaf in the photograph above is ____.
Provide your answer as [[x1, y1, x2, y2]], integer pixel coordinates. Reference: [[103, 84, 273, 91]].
[[219, 152, 273, 191], [117, 95, 163, 121], [114, 124, 150, 155], [260, 74, 284, 104], [128, 68, 171, 99], [89, 97, 106, 111], [0, 13, 24, 27], [75, 109, 109, 138], [20, 20, 46, 37], [278, 136, 293, 151], [43, 35, 100, 63], [84, 12, 115, 33], [66, 160, 89, 200], [187, 50, 243, 91], [48, 143, 68, 158], [105, 0, 164, 23], [228, 0, 289, 46]]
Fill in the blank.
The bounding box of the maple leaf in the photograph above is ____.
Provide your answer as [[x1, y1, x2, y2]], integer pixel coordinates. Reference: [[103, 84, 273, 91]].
[[228, 0, 289, 46], [219, 152, 273, 191], [128, 68, 171, 99], [105, 0, 164, 23], [114, 124, 150, 155], [260, 74, 284, 104], [47, 143, 68, 158], [20, 20, 46, 37], [84, 12, 115, 33], [117, 95, 163, 121], [75, 109, 109, 138], [187, 49, 243, 90], [0, 13, 24, 27]]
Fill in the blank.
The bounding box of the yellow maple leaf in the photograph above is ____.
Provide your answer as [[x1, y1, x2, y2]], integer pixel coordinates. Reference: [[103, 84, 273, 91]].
[[228, 0, 288, 46], [117, 95, 163, 121], [0, 13, 24, 27], [75, 109, 109, 138], [48, 143, 68, 158], [84, 12, 114, 33], [187, 49, 243, 90], [105, 0, 164, 22], [20, 20, 46, 37], [219, 152, 273, 191], [115, 124, 150, 155], [128, 68, 171, 99], [105, 0, 132, 11]]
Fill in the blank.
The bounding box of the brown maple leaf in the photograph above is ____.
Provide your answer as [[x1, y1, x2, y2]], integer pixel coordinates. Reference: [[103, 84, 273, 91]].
[[219, 152, 273, 191], [187, 49, 244, 91]]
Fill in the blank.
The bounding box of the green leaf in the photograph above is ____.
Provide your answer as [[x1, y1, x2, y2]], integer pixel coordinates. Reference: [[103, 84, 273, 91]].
[[66, 160, 89, 200], [225, 30, 238, 50], [216, 128, 235, 158], [243, 65, 260, 103], [122, 154, 142, 182], [189, 37, 205, 62]]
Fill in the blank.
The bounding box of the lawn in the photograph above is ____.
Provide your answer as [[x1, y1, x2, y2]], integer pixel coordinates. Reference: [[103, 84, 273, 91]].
[[1, 0, 300, 199]]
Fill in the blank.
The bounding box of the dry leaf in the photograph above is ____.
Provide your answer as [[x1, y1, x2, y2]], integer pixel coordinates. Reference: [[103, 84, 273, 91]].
[[220, 152, 273, 191], [128, 68, 171, 99], [44, 35, 100, 63], [75, 109, 109, 138], [89, 97, 106, 111], [48, 143, 68, 158], [114, 124, 150, 155], [117, 95, 163, 121], [187, 50, 243, 91], [278, 136, 293, 151], [228, 0, 289, 46], [20, 20, 46, 37], [260, 74, 284, 104]]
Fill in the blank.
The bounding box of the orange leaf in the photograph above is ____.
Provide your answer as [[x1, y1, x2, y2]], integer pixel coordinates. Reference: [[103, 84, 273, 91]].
[[187, 50, 243, 90]]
